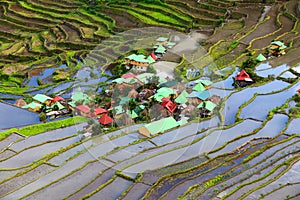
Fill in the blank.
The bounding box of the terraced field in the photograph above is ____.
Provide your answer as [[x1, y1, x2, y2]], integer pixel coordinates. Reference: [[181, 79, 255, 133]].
[[1, 0, 300, 199]]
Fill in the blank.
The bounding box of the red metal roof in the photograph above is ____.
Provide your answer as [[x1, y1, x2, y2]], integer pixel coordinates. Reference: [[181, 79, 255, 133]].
[[98, 114, 113, 125], [235, 70, 251, 81], [150, 53, 158, 61], [94, 107, 108, 115], [161, 98, 177, 113], [297, 89, 300, 93], [121, 73, 137, 79], [51, 96, 64, 102], [75, 105, 90, 114]]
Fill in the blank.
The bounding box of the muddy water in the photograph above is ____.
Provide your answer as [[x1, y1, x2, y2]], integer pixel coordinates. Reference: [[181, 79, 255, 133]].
[[0, 102, 40, 130]]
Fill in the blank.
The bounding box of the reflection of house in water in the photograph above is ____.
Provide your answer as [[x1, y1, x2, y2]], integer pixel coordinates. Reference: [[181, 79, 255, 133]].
[[186, 68, 200, 80], [1, 102, 40, 130]]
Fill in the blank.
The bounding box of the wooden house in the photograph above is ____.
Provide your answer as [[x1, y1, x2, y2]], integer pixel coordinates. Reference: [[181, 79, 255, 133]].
[[269, 41, 287, 56], [156, 37, 168, 45], [22, 102, 42, 112], [75, 105, 92, 117], [98, 114, 113, 126], [33, 94, 52, 106]]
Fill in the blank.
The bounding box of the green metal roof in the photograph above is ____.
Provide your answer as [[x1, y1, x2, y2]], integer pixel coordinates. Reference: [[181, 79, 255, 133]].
[[156, 37, 168, 42], [159, 80, 178, 87], [256, 54, 267, 62], [157, 87, 177, 96], [188, 90, 210, 100], [177, 119, 188, 126], [126, 54, 149, 63], [125, 54, 138, 60], [143, 116, 178, 136], [68, 102, 76, 107], [113, 105, 125, 115], [33, 94, 52, 103], [119, 97, 132, 105], [124, 78, 138, 84], [194, 79, 213, 86], [197, 101, 216, 112], [155, 45, 166, 54], [22, 102, 42, 109], [71, 91, 90, 104], [175, 90, 189, 104], [147, 56, 156, 64], [271, 41, 284, 47], [112, 78, 126, 84], [193, 82, 206, 91], [51, 102, 65, 110], [127, 110, 138, 119]]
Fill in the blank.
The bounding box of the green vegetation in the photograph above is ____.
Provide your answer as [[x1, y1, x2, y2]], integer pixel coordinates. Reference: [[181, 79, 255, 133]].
[[0, 116, 88, 140]]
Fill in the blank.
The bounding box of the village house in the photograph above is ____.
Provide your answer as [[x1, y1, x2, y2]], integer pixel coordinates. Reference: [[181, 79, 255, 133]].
[[98, 114, 113, 126], [154, 45, 167, 58], [197, 101, 217, 117], [234, 69, 253, 87], [269, 41, 287, 57], [22, 102, 42, 112], [156, 37, 168, 45], [161, 97, 177, 115], [175, 90, 189, 105], [187, 90, 210, 105], [256, 53, 267, 62], [33, 94, 52, 106], [124, 54, 154, 72], [75, 104, 92, 118], [138, 116, 179, 137], [94, 107, 108, 118], [71, 90, 90, 105]]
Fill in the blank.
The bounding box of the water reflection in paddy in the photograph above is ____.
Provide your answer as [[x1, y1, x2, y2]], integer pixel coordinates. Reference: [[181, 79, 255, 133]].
[[240, 83, 300, 120], [0, 102, 40, 130], [222, 80, 290, 125]]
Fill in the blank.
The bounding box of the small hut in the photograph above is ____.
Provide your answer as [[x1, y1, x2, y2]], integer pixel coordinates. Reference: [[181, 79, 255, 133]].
[[14, 98, 27, 108], [234, 70, 253, 87], [127, 89, 139, 99]]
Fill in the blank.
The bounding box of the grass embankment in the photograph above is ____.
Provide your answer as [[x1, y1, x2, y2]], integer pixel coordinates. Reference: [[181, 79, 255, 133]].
[[0, 116, 88, 140]]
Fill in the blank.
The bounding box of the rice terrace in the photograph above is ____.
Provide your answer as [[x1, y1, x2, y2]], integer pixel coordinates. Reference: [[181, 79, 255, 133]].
[[0, 0, 300, 199]]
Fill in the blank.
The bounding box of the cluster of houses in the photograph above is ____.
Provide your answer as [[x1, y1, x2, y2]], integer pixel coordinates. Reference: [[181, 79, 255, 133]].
[[19, 36, 223, 137], [124, 37, 175, 73], [105, 72, 221, 137], [255, 40, 287, 63], [21, 94, 70, 119]]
